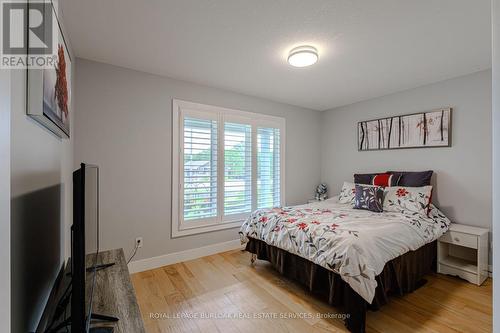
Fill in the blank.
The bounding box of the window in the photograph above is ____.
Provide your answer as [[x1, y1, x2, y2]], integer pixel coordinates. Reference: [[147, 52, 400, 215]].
[[257, 127, 281, 209], [224, 122, 252, 216], [172, 99, 285, 237], [183, 117, 218, 221]]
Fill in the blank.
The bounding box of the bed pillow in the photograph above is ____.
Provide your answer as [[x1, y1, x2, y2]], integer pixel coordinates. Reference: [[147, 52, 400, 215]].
[[386, 170, 433, 187], [338, 182, 356, 204], [353, 173, 379, 184], [383, 185, 433, 216], [354, 185, 384, 212], [371, 173, 399, 187]]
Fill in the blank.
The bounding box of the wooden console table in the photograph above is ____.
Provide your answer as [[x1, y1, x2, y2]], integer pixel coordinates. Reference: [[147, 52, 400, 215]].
[[36, 248, 145, 332], [88, 248, 145, 332]]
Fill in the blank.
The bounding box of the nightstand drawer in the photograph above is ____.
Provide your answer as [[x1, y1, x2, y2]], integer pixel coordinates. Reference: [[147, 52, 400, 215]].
[[440, 231, 477, 249]]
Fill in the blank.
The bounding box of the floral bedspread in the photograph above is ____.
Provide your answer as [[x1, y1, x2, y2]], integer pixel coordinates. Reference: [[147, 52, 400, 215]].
[[239, 198, 450, 303]]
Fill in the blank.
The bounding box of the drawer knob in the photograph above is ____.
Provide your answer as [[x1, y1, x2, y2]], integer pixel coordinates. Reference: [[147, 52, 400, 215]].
[[454, 237, 460, 242]]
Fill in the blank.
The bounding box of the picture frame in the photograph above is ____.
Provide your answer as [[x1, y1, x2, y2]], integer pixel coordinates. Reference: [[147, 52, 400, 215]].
[[27, 1, 71, 138], [357, 108, 452, 151]]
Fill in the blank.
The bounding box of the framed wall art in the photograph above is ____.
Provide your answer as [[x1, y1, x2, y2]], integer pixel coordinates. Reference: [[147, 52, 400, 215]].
[[358, 108, 451, 151], [27, 1, 71, 138]]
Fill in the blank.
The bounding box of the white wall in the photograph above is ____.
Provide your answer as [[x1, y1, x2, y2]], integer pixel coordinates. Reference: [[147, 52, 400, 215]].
[[10, 67, 75, 331], [321, 70, 492, 250], [10, 71, 74, 332], [10, 2, 74, 330], [0, 69, 11, 333], [492, 0, 499, 331], [74, 58, 322, 262]]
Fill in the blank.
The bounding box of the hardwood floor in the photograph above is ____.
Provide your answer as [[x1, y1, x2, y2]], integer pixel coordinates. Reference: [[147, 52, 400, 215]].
[[131, 249, 492, 333]]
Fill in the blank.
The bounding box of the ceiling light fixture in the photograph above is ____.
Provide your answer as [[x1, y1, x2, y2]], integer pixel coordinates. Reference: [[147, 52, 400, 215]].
[[287, 45, 318, 67]]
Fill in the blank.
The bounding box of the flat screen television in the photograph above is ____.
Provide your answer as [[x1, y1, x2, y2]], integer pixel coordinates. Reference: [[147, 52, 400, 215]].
[[37, 163, 116, 332], [72, 163, 100, 332]]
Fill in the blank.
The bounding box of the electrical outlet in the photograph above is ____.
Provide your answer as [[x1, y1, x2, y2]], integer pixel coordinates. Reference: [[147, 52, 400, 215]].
[[135, 237, 143, 248]]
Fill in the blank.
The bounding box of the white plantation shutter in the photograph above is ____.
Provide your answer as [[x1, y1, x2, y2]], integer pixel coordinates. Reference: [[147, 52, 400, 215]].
[[172, 99, 284, 236], [183, 117, 218, 221], [257, 127, 281, 209], [224, 122, 252, 215]]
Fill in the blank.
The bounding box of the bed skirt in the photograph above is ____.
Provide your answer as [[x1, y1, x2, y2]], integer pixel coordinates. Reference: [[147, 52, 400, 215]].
[[245, 238, 437, 333]]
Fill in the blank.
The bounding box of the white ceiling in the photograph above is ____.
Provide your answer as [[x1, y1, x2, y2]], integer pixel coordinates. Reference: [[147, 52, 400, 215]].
[[61, 0, 491, 111]]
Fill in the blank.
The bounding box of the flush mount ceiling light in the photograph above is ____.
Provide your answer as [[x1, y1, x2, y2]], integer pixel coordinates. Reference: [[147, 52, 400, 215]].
[[287, 45, 318, 67]]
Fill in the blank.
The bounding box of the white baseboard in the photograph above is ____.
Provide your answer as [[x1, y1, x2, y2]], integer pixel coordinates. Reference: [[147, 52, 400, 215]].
[[128, 239, 244, 274]]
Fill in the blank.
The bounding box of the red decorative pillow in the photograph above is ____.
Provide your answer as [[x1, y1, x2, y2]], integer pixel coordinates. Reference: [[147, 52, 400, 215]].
[[372, 173, 393, 187]]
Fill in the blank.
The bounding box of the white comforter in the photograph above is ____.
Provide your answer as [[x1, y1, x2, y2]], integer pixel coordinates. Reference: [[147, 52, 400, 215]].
[[239, 197, 450, 303]]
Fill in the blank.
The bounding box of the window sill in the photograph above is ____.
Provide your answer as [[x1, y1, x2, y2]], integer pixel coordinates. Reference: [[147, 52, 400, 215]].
[[172, 219, 244, 238]]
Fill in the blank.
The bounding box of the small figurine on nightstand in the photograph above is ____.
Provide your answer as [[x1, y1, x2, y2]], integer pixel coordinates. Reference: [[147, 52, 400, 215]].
[[315, 183, 328, 201]]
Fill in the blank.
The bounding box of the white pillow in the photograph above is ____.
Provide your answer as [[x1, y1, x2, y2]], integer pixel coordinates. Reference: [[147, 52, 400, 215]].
[[338, 182, 356, 204], [383, 185, 433, 216]]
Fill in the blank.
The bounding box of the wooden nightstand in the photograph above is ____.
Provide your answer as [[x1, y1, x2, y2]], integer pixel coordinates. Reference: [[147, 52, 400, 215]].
[[437, 223, 489, 285]]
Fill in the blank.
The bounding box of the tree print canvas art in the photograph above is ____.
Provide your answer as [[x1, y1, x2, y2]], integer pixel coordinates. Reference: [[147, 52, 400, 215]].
[[358, 108, 451, 151]]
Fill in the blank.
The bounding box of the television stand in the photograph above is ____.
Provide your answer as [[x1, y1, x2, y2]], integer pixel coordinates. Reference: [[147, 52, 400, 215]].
[[90, 249, 145, 332], [37, 249, 145, 333]]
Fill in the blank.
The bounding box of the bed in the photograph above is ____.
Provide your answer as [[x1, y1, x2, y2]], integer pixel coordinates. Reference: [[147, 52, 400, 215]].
[[239, 197, 450, 333]]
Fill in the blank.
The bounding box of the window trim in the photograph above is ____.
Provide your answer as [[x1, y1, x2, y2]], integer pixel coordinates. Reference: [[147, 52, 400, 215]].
[[172, 99, 286, 238]]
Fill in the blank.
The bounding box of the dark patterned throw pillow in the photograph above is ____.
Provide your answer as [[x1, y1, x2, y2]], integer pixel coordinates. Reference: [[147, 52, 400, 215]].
[[353, 173, 378, 184], [354, 184, 384, 212], [386, 170, 433, 187]]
